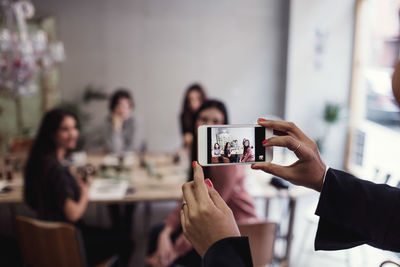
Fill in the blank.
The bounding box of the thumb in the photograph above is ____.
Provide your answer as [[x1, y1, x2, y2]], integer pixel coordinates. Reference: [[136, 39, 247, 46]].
[[193, 162, 208, 196]]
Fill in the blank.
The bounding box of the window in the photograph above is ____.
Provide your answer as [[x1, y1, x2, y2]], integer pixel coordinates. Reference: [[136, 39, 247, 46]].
[[347, 0, 400, 182]]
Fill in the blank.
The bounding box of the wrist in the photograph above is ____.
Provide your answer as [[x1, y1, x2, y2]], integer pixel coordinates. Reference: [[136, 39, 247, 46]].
[[81, 191, 89, 202], [314, 164, 328, 192]]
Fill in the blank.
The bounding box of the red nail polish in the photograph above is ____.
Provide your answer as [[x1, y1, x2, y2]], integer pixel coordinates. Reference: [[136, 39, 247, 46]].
[[252, 165, 260, 170], [205, 178, 213, 188], [258, 118, 267, 122], [192, 161, 196, 168], [262, 139, 268, 145]]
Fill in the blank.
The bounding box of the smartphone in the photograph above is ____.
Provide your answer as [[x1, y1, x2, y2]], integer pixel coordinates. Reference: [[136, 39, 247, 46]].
[[198, 124, 273, 166]]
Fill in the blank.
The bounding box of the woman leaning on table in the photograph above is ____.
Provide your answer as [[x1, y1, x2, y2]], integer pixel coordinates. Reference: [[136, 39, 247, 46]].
[[181, 63, 400, 266], [24, 108, 133, 266]]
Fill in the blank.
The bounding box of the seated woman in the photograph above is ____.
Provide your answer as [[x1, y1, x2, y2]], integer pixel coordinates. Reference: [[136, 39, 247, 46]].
[[240, 139, 254, 162], [224, 142, 235, 163], [180, 84, 207, 150], [103, 88, 140, 153], [213, 143, 223, 163], [146, 100, 257, 267], [103, 88, 138, 234], [24, 109, 132, 266]]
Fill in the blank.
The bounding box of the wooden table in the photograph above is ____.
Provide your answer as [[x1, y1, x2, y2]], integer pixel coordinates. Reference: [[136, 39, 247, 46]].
[[0, 153, 187, 204]]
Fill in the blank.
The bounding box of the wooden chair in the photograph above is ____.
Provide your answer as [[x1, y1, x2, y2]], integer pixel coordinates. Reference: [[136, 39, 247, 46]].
[[222, 157, 230, 163], [211, 157, 219, 163], [15, 216, 117, 267], [8, 137, 34, 154], [238, 220, 277, 267]]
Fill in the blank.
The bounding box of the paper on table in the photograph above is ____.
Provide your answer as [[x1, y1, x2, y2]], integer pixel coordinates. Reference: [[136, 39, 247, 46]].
[[103, 152, 136, 166], [89, 179, 129, 200]]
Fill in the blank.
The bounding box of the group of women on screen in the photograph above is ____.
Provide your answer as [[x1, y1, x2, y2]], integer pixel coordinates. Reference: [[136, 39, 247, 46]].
[[213, 139, 254, 163]]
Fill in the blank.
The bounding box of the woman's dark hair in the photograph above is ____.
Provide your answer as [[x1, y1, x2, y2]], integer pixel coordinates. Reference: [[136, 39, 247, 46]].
[[242, 139, 250, 157], [180, 84, 207, 134], [224, 142, 231, 152], [109, 88, 134, 112], [193, 99, 229, 129], [24, 108, 79, 209], [214, 143, 220, 149]]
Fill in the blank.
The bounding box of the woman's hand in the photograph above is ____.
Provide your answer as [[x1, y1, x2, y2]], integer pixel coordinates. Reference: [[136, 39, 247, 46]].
[[183, 132, 194, 149], [78, 180, 89, 198], [146, 226, 178, 267], [180, 162, 240, 257], [252, 119, 326, 192], [64, 180, 89, 222], [111, 113, 124, 131]]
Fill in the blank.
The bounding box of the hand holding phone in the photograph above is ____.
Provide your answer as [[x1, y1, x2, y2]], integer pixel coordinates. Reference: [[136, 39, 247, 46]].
[[197, 124, 273, 166]]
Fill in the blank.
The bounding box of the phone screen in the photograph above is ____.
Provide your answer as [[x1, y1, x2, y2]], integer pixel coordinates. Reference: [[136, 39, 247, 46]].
[[207, 126, 266, 164]]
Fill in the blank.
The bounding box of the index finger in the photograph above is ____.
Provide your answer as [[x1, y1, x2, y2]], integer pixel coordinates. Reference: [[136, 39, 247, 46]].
[[258, 119, 308, 141]]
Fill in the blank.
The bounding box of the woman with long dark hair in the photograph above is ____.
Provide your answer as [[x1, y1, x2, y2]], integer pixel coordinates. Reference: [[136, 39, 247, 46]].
[[147, 100, 257, 267], [24, 109, 82, 221], [224, 142, 233, 162], [180, 84, 207, 149], [24, 108, 132, 266], [240, 139, 254, 162]]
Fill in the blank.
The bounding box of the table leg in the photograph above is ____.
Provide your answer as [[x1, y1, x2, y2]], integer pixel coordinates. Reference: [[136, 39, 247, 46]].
[[265, 198, 270, 218], [144, 202, 152, 233], [283, 198, 297, 265], [9, 203, 16, 234], [96, 203, 103, 226]]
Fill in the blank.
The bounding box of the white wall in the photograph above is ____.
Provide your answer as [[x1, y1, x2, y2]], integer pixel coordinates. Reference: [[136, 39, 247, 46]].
[[285, 0, 356, 168], [33, 0, 290, 152]]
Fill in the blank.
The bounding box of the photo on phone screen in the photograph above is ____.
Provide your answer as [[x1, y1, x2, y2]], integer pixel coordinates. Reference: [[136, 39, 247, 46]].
[[207, 126, 266, 164]]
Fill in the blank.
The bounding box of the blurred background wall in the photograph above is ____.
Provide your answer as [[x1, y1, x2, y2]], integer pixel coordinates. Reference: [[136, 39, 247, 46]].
[[31, 0, 357, 168], [285, 0, 355, 168], [33, 0, 290, 152]]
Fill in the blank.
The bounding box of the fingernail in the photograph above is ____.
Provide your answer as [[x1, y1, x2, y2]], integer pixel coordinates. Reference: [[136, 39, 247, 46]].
[[252, 165, 261, 170], [192, 161, 196, 168], [262, 139, 268, 145], [258, 118, 267, 122], [205, 178, 213, 188]]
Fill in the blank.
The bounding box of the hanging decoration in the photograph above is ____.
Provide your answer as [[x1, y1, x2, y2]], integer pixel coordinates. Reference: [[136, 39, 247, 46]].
[[0, 0, 65, 97]]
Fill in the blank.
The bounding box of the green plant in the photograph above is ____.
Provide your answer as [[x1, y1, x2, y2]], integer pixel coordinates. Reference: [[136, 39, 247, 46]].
[[324, 103, 341, 124], [83, 85, 108, 103], [318, 103, 342, 153], [57, 101, 91, 124]]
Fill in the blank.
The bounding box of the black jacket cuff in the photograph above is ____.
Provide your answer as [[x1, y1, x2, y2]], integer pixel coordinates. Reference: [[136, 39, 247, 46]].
[[203, 237, 253, 267]]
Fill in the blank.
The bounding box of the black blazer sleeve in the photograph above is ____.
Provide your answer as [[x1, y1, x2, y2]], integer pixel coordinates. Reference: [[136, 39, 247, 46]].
[[315, 168, 400, 252], [202, 237, 253, 267]]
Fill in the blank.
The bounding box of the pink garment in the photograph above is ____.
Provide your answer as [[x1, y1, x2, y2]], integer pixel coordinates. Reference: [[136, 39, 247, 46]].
[[241, 147, 254, 162], [165, 165, 258, 256]]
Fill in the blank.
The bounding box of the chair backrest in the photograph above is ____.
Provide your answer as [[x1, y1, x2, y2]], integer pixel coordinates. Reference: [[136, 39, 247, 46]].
[[211, 157, 219, 163], [8, 137, 34, 154], [238, 220, 277, 267], [15, 216, 87, 267], [222, 157, 230, 163]]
